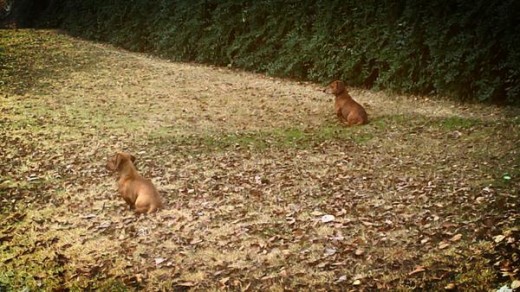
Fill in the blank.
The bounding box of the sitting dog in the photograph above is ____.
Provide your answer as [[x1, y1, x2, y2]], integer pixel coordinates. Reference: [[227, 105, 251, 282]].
[[106, 152, 162, 214], [324, 80, 368, 126]]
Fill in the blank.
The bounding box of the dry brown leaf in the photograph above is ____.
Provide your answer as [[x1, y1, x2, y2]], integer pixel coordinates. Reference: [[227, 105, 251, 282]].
[[408, 265, 426, 276], [154, 257, 166, 266], [261, 274, 277, 281], [494, 235, 505, 243], [219, 277, 230, 285], [354, 248, 364, 256], [279, 269, 288, 278], [311, 210, 324, 216], [511, 280, 520, 289], [444, 283, 456, 290], [438, 241, 450, 249], [450, 234, 462, 242], [190, 238, 203, 245], [335, 275, 347, 283], [176, 281, 197, 287]]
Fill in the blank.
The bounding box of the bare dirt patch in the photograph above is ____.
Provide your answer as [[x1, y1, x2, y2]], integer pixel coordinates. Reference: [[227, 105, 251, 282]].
[[1, 29, 519, 291]]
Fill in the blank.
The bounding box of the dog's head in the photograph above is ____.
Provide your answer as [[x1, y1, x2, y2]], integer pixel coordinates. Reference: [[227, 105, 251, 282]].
[[106, 152, 136, 172], [324, 80, 346, 95]]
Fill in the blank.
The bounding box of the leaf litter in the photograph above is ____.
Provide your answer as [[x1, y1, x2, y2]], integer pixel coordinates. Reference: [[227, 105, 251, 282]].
[[0, 29, 519, 291]]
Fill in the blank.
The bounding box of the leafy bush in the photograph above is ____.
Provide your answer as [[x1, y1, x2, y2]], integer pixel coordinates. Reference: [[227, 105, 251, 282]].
[[14, 0, 520, 104]]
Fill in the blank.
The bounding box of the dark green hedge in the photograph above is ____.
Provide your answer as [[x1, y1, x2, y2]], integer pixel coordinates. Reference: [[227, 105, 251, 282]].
[[15, 0, 520, 104]]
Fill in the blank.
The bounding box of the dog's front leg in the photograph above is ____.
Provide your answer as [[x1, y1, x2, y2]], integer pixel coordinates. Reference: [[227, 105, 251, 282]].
[[121, 194, 135, 209]]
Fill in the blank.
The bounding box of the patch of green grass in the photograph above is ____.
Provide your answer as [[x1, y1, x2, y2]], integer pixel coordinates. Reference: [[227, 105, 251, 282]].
[[0, 249, 66, 291], [370, 114, 482, 131], [94, 279, 130, 291], [464, 122, 520, 190], [149, 124, 374, 152], [437, 116, 481, 130], [273, 128, 305, 146], [372, 114, 410, 127], [418, 241, 496, 291], [148, 126, 176, 140]]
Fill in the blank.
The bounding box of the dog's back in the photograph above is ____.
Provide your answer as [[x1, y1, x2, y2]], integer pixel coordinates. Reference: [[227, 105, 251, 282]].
[[338, 96, 367, 125], [132, 177, 163, 214], [326, 80, 368, 126]]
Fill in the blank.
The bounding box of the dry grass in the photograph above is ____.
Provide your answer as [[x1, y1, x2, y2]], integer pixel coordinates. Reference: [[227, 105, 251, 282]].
[[1, 29, 519, 291]]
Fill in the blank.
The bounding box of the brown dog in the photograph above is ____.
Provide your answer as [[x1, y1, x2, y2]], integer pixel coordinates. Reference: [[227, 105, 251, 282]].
[[324, 80, 368, 126], [106, 152, 162, 214]]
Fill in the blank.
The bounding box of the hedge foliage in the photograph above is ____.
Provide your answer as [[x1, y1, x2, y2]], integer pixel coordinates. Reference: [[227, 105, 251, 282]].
[[13, 0, 520, 104]]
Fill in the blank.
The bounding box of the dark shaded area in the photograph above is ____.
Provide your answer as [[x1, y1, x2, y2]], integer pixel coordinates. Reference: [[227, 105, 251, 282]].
[[3, 0, 520, 104], [4, 0, 60, 27]]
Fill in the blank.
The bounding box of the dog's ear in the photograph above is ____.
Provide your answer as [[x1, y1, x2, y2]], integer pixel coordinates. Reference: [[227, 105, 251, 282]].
[[130, 154, 136, 164], [114, 153, 123, 170], [335, 81, 345, 93]]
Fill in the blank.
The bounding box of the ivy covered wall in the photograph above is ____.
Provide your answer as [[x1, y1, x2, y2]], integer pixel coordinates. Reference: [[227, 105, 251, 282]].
[[12, 0, 520, 104]]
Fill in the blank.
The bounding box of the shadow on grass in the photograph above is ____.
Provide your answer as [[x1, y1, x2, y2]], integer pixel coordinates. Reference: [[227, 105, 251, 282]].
[[0, 29, 106, 96]]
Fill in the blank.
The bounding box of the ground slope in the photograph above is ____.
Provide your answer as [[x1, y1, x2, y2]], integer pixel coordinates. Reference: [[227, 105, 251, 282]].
[[0, 29, 519, 291]]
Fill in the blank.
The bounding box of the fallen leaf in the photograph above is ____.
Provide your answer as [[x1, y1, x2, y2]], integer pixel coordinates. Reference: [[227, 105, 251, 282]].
[[0, 233, 13, 243], [320, 214, 335, 223], [27, 175, 40, 181], [311, 210, 324, 216], [261, 274, 276, 281], [408, 265, 426, 276], [511, 280, 520, 289], [353, 279, 361, 286], [219, 277, 230, 285], [450, 234, 462, 242], [176, 281, 197, 287], [98, 221, 111, 229], [316, 262, 327, 268], [361, 221, 374, 226], [324, 248, 336, 256], [444, 283, 456, 290], [190, 238, 203, 245], [438, 241, 450, 249], [154, 258, 167, 266], [494, 235, 505, 243], [279, 269, 288, 278], [354, 248, 364, 256], [80, 214, 97, 219]]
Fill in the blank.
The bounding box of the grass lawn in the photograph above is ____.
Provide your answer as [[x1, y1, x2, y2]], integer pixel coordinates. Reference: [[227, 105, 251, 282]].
[[0, 29, 519, 291]]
